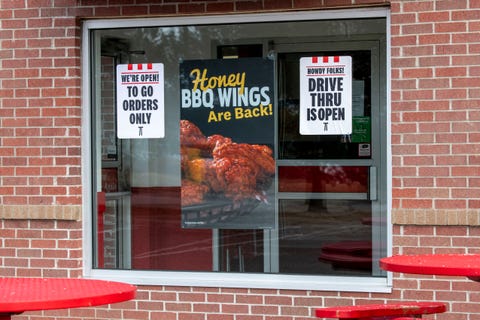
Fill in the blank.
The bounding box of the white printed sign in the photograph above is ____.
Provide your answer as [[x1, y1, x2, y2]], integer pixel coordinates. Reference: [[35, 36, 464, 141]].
[[116, 63, 165, 139], [299, 56, 352, 135]]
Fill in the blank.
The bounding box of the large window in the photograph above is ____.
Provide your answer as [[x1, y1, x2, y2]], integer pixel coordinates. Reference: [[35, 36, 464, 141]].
[[84, 9, 390, 291]]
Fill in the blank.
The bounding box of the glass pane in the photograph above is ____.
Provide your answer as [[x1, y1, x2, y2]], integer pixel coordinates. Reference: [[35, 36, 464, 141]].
[[101, 192, 131, 269], [130, 187, 213, 271], [92, 18, 386, 277], [278, 166, 368, 193], [218, 230, 264, 272], [279, 199, 372, 276]]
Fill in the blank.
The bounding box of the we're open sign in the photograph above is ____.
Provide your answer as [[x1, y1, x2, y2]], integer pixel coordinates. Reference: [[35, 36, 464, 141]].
[[116, 63, 165, 139]]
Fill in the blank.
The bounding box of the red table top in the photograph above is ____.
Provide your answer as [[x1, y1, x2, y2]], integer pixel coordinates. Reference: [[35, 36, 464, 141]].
[[0, 278, 136, 314], [315, 302, 446, 318], [380, 254, 480, 278]]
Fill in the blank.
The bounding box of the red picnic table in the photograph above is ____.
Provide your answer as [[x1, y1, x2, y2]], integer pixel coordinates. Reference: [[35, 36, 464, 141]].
[[380, 253, 480, 281], [0, 277, 136, 320]]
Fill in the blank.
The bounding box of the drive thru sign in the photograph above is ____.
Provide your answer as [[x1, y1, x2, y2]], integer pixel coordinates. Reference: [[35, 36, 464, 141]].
[[116, 63, 165, 139], [299, 56, 352, 135]]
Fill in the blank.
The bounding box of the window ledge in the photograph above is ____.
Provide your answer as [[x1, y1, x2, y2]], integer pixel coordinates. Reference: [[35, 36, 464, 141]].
[[392, 209, 480, 226], [87, 269, 392, 293], [0, 205, 81, 220]]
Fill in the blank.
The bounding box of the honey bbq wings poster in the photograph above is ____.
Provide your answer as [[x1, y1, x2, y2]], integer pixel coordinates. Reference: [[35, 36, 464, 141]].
[[179, 58, 275, 229]]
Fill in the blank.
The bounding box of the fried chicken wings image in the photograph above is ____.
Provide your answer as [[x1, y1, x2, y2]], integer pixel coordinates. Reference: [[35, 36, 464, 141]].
[[180, 120, 274, 206]]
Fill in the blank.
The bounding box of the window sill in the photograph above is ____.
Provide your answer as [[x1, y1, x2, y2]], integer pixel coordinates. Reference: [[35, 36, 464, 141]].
[[87, 269, 392, 293], [0, 205, 81, 220]]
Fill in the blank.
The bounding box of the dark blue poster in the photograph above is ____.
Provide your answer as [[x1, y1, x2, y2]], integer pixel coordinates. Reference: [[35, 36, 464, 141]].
[[179, 58, 275, 229]]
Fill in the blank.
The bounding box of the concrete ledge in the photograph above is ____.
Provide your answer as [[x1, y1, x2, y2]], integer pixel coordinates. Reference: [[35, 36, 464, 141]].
[[392, 209, 480, 226], [1, 206, 477, 225], [0, 205, 82, 221]]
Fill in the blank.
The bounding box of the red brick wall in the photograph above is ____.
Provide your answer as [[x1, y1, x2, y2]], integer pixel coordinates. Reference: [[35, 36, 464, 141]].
[[391, 0, 480, 213], [2, 0, 480, 319], [391, 1, 480, 319]]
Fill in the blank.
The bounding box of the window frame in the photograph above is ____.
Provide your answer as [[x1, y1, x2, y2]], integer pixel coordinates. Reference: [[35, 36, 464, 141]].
[[81, 7, 392, 292]]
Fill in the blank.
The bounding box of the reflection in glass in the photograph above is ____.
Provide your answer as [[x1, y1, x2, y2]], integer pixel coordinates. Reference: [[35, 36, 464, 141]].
[[92, 18, 387, 278], [279, 199, 372, 276]]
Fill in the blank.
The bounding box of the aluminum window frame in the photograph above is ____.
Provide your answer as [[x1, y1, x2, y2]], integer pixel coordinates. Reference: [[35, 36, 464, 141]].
[[81, 7, 392, 292]]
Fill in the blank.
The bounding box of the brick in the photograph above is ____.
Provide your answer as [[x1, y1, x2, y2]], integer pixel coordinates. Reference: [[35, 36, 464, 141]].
[[418, 33, 450, 45], [178, 292, 206, 302], [208, 293, 234, 303], [402, 1, 434, 12], [251, 305, 278, 315], [418, 187, 449, 198], [178, 312, 205, 320], [27, 39, 52, 49], [236, 294, 263, 304], [435, 21, 467, 33], [453, 54, 480, 66], [207, 2, 235, 12], [2, 39, 27, 49], [53, 17, 76, 27], [280, 305, 309, 316], [391, 13, 416, 25], [435, 199, 467, 209], [434, 66, 467, 77], [2, 19, 27, 28], [436, 0, 467, 10], [14, 8, 40, 18], [264, 0, 292, 10], [192, 303, 220, 313], [236, 0, 265, 10], [40, 7, 67, 17], [16, 186, 41, 195], [149, 4, 177, 14], [1, 0, 25, 8], [435, 111, 467, 121], [324, 0, 352, 6], [15, 29, 40, 39], [165, 302, 192, 312], [419, 11, 450, 23], [296, 0, 327, 8], [17, 268, 42, 277], [402, 45, 434, 56], [402, 23, 434, 35], [94, 6, 122, 16], [393, 188, 417, 198], [151, 312, 177, 320], [293, 296, 323, 307], [178, 3, 205, 13], [207, 314, 234, 320], [402, 67, 433, 78], [27, 17, 53, 28], [403, 155, 434, 166], [122, 5, 149, 15], [402, 89, 434, 101], [402, 111, 434, 122]]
